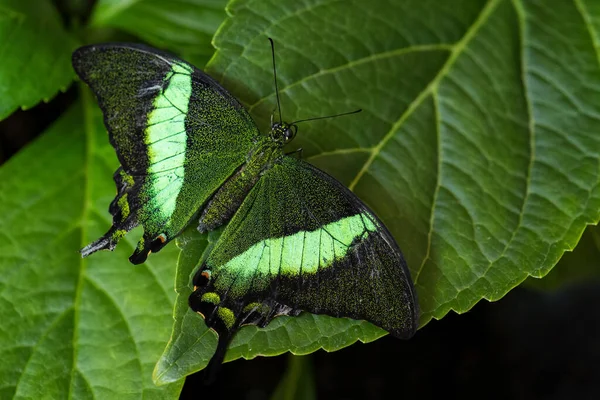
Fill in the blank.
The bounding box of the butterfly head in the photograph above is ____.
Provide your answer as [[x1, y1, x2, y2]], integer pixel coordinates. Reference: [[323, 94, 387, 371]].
[[270, 121, 298, 145]]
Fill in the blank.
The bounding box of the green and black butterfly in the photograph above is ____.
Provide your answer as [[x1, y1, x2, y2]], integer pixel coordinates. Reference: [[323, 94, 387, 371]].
[[72, 41, 419, 374]]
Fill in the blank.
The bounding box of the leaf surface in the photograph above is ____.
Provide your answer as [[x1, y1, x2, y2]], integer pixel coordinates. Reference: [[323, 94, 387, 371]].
[[159, 0, 600, 378], [90, 0, 227, 66], [0, 0, 77, 119], [0, 92, 182, 399]]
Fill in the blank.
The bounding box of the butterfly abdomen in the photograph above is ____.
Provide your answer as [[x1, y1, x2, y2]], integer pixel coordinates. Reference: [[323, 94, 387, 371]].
[[198, 138, 283, 233]]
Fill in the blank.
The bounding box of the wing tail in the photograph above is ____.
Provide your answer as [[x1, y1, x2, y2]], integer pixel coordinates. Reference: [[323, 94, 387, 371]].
[[202, 329, 231, 384], [80, 231, 115, 257]]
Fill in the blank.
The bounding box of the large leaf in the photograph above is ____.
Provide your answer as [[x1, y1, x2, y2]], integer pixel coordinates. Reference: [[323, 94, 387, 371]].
[[0, 92, 182, 399], [0, 0, 77, 120], [90, 0, 227, 67], [158, 0, 600, 378]]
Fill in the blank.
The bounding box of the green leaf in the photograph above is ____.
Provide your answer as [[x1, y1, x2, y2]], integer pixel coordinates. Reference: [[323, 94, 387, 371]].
[[0, 0, 78, 120], [524, 224, 600, 291], [0, 92, 183, 399], [162, 0, 600, 376], [90, 0, 228, 66]]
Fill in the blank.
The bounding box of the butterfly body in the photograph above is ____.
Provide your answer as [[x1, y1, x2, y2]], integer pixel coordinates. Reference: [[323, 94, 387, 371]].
[[198, 135, 284, 233], [72, 43, 418, 373]]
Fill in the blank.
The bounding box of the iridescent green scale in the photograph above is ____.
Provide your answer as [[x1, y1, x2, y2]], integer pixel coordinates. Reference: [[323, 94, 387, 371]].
[[74, 44, 258, 263], [72, 43, 419, 374]]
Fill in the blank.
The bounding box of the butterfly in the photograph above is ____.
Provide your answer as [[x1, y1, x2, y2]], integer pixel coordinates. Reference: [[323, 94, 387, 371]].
[[72, 41, 419, 375]]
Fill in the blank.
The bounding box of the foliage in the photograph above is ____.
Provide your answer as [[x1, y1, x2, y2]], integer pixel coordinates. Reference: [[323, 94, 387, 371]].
[[0, 0, 598, 398]]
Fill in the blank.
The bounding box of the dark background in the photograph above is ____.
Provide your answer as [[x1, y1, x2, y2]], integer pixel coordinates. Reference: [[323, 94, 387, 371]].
[[2, 95, 598, 399]]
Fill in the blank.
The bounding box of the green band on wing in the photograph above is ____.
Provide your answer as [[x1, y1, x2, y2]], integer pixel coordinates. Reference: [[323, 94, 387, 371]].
[[213, 213, 377, 294], [145, 62, 193, 222]]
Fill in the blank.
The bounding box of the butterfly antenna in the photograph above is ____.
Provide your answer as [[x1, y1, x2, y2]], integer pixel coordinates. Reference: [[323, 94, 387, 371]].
[[291, 108, 362, 125], [269, 38, 283, 124]]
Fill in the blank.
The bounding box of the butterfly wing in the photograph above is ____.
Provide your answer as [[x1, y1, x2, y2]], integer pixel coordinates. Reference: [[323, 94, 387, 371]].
[[72, 43, 260, 263], [189, 156, 418, 369]]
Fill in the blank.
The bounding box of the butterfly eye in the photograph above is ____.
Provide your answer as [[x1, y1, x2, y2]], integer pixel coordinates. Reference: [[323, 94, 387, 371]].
[[284, 125, 297, 142]]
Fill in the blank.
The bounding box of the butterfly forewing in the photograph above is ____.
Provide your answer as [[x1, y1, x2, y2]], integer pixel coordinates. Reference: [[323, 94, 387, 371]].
[[190, 157, 418, 340], [72, 44, 260, 263]]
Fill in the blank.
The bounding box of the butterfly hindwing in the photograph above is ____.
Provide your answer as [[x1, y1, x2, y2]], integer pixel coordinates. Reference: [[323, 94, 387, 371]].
[[189, 156, 418, 360], [72, 44, 260, 263]]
